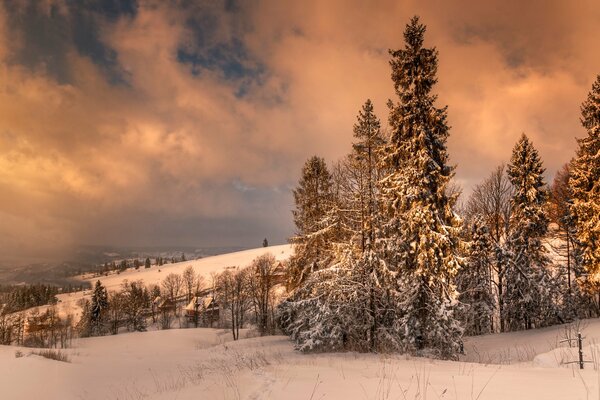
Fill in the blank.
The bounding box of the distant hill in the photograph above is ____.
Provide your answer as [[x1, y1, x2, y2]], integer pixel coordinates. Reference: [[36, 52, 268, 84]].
[[0, 245, 248, 286]]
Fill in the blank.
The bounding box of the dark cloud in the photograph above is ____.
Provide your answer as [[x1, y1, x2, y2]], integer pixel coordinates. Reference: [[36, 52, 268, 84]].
[[0, 0, 598, 266]]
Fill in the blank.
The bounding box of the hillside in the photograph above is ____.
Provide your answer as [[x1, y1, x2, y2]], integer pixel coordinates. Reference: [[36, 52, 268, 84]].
[[3, 245, 600, 399], [46, 244, 293, 319]]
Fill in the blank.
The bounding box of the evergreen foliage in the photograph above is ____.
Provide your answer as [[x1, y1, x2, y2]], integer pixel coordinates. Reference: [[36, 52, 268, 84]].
[[503, 134, 556, 330], [0, 284, 59, 313], [278, 248, 398, 352], [570, 76, 600, 286], [378, 16, 463, 358], [288, 156, 336, 288], [90, 280, 109, 336], [456, 220, 495, 335]]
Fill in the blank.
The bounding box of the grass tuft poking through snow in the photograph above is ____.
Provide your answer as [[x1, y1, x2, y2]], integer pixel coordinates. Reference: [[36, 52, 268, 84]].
[[31, 349, 70, 363]]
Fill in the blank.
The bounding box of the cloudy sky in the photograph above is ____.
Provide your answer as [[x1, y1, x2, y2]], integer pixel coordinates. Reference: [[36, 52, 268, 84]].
[[0, 0, 598, 266]]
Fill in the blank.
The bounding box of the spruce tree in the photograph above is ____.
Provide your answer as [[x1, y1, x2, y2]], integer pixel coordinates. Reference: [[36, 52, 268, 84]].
[[90, 280, 108, 336], [379, 16, 462, 358], [288, 156, 335, 288], [570, 76, 600, 287], [503, 134, 554, 330]]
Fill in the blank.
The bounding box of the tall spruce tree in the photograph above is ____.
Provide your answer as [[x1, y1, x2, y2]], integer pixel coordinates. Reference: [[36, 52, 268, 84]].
[[503, 134, 555, 330], [288, 156, 335, 288], [379, 16, 462, 359], [570, 76, 600, 289]]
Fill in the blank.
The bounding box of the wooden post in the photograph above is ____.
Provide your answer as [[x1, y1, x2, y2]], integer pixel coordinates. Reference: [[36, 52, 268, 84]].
[[578, 332, 584, 369]]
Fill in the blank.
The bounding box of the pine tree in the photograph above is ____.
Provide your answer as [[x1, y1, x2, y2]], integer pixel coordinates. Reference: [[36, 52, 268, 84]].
[[503, 134, 555, 331], [288, 156, 336, 288], [90, 280, 108, 336], [456, 220, 495, 335], [145, 257, 151, 269], [352, 99, 386, 252], [379, 16, 462, 359], [570, 76, 600, 289]]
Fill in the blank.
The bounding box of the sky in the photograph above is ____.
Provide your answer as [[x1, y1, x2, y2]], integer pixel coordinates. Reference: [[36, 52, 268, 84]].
[[0, 0, 598, 266]]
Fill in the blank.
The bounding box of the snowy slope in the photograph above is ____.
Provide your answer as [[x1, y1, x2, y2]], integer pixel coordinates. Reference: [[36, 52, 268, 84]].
[[5, 244, 600, 399], [49, 244, 293, 318], [2, 324, 600, 399]]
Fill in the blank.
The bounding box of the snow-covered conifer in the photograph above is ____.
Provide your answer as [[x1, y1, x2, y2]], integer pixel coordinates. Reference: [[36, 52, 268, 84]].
[[379, 16, 462, 359], [456, 220, 495, 335], [503, 134, 556, 330], [90, 280, 108, 336], [570, 76, 600, 287], [278, 248, 397, 352], [288, 156, 336, 288]]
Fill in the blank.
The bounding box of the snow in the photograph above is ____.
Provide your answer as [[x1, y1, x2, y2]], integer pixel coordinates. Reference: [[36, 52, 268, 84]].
[[3, 324, 600, 399], [45, 244, 293, 319], [5, 245, 600, 399]]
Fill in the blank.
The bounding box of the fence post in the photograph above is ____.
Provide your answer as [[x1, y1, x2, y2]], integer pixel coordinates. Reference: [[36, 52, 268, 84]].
[[578, 332, 584, 369]]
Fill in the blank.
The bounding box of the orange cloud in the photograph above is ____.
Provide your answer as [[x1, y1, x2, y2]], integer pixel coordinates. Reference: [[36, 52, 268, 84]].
[[0, 0, 598, 265]]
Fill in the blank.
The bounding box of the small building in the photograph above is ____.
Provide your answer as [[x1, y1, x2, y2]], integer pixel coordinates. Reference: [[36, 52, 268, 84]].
[[153, 296, 177, 313], [272, 262, 287, 285], [185, 295, 219, 326]]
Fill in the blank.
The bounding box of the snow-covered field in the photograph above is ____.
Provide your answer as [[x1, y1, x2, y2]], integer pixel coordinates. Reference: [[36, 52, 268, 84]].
[[4, 245, 600, 399], [49, 244, 293, 319], [3, 322, 600, 399]]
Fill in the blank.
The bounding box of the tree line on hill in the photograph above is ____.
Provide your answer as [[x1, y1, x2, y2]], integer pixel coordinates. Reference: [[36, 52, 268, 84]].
[[0, 253, 283, 346], [92, 254, 187, 277], [0, 284, 60, 314], [276, 16, 600, 359], [78, 254, 281, 340]]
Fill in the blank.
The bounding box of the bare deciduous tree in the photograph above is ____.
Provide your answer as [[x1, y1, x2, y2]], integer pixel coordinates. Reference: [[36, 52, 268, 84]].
[[248, 253, 277, 335], [162, 273, 183, 302], [464, 164, 514, 332], [216, 268, 250, 340], [108, 292, 125, 335], [121, 280, 148, 332]]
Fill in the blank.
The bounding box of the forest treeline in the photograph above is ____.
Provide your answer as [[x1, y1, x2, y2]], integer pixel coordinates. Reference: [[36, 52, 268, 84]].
[[0, 254, 284, 348], [277, 16, 600, 359]]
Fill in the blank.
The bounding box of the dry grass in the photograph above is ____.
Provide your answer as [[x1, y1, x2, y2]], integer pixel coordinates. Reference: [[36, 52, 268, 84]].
[[31, 349, 70, 363]]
